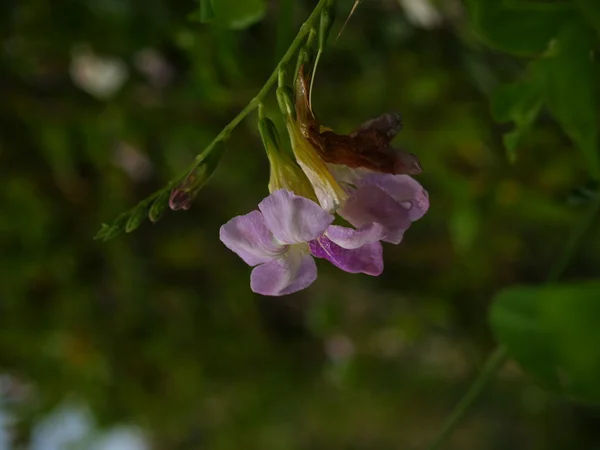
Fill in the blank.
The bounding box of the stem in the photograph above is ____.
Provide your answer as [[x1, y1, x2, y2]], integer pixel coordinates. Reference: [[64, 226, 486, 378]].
[[546, 196, 600, 282], [206, 0, 329, 147], [426, 195, 600, 450], [426, 346, 508, 450], [101, 0, 329, 229]]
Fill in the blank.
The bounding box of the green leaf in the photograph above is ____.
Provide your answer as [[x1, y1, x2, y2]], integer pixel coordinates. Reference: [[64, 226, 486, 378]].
[[125, 205, 148, 233], [467, 0, 573, 56], [538, 23, 600, 177], [490, 281, 600, 403], [577, 0, 600, 35], [94, 223, 112, 240], [211, 0, 266, 30], [100, 213, 129, 242], [149, 191, 170, 223], [490, 75, 543, 163]]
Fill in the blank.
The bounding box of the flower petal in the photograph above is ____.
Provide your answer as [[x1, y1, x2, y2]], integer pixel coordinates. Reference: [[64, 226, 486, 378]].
[[350, 112, 403, 140], [309, 236, 383, 276], [259, 189, 334, 245], [288, 125, 348, 212], [220, 210, 283, 266], [338, 185, 411, 244], [357, 173, 429, 221], [325, 223, 385, 249], [250, 246, 317, 296]]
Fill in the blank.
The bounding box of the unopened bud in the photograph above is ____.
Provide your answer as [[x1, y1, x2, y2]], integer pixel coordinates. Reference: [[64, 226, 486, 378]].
[[277, 86, 296, 121], [318, 6, 335, 51], [306, 28, 317, 49], [125, 204, 148, 233], [149, 191, 170, 222], [258, 117, 281, 151], [169, 141, 226, 211], [294, 49, 312, 79]]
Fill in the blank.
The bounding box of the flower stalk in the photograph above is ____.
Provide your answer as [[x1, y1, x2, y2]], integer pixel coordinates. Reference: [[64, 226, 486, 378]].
[[96, 0, 332, 241]]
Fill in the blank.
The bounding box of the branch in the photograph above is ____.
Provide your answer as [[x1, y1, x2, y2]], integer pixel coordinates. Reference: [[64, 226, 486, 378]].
[[95, 0, 330, 241]]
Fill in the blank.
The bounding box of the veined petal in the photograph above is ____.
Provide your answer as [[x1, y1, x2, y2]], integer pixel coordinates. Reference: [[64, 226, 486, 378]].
[[338, 185, 412, 244], [357, 173, 429, 221], [309, 236, 383, 276], [250, 245, 317, 296], [220, 210, 283, 266], [288, 125, 347, 212], [259, 189, 334, 245], [325, 223, 385, 249]]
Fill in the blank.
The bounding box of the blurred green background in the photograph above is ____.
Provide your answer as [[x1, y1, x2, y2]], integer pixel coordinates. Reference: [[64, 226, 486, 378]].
[[1, 0, 600, 448]]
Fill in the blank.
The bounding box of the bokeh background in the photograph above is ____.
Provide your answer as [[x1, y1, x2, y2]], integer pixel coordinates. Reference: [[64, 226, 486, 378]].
[[1, 0, 600, 448]]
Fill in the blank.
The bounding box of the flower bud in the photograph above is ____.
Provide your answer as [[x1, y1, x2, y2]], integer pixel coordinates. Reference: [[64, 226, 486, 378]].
[[169, 141, 226, 211], [149, 191, 170, 222], [258, 117, 315, 199], [258, 117, 281, 151], [125, 204, 148, 233], [276, 85, 296, 122], [318, 4, 336, 51]]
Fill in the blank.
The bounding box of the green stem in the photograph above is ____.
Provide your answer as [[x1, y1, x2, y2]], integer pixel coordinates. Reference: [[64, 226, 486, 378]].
[[99, 0, 329, 231], [426, 195, 600, 450], [426, 346, 508, 450], [207, 0, 329, 145], [546, 196, 600, 282]]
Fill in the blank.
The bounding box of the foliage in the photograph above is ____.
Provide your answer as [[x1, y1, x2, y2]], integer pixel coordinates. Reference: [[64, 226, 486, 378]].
[[491, 282, 600, 403]]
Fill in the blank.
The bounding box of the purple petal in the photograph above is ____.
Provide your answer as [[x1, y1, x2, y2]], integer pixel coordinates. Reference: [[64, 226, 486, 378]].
[[220, 210, 283, 266], [325, 223, 385, 249], [309, 236, 383, 276], [259, 189, 334, 244], [338, 185, 411, 244], [250, 248, 317, 296], [357, 174, 429, 221]]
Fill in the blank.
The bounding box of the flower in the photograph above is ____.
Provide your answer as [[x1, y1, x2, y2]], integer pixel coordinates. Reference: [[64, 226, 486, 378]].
[[220, 190, 384, 296], [335, 171, 429, 244], [258, 117, 316, 200], [281, 66, 425, 215], [277, 73, 348, 213], [220, 67, 429, 296]]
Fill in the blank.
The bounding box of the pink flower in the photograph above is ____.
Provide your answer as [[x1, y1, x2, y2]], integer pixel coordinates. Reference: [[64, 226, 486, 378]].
[[220, 190, 384, 296], [337, 172, 429, 244]]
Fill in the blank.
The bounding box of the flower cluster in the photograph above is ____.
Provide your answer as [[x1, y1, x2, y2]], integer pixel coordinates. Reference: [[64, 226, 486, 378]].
[[220, 68, 429, 296]]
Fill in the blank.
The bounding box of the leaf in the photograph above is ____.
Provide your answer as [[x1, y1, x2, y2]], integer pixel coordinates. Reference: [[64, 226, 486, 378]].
[[576, 0, 600, 35], [99, 213, 129, 242], [538, 23, 600, 177], [211, 0, 266, 30], [467, 0, 573, 56], [491, 75, 544, 163], [94, 223, 112, 241], [490, 281, 600, 403], [149, 191, 170, 223], [125, 205, 148, 233]]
